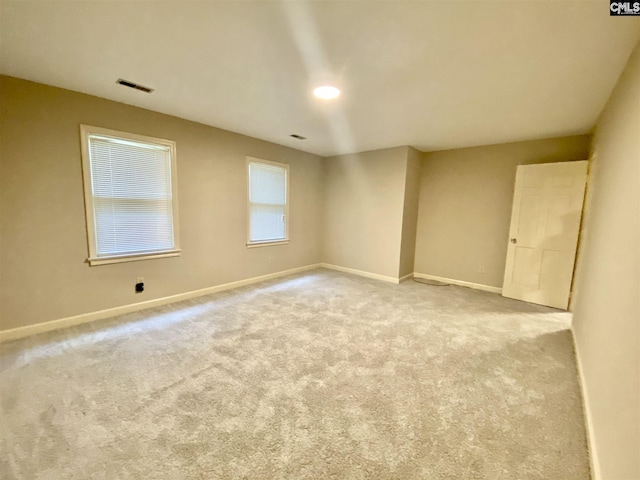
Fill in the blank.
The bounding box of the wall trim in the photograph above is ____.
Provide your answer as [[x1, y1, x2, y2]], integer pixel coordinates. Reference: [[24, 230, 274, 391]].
[[320, 263, 400, 284], [1, 266, 503, 342], [0, 263, 322, 343], [571, 327, 600, 480], [399, 273, 414, 283], [413, 272, 502, 294]]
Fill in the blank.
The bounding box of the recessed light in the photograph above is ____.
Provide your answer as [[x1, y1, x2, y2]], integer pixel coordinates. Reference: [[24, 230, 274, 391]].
[[313, 85, 340, 99]]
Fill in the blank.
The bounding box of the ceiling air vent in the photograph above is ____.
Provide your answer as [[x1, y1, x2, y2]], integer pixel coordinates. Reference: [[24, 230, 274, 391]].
[[290, 134, 307, 140], [116, 78, 154, 93]]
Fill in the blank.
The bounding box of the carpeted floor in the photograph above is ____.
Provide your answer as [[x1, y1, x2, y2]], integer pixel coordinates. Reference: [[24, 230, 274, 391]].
[[0, 269, 590, 479]]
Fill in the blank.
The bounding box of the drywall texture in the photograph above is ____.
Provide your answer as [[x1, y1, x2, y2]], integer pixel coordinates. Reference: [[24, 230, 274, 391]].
[[572, 42, 640, 480], [414, 136, 590, 288], [0, 76, 323, 331], [322, 147, 408, 279], [398, 147, 421, 278]]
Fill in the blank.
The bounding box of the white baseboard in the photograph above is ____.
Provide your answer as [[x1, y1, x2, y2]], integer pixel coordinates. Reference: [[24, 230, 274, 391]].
[[398, 273, 414, 283], [412, 272, 502, 294], [571, 328, 600, 480], [0, 264, 322, 343], [0, 266, 500, 342], [320, 263, 400, 284]]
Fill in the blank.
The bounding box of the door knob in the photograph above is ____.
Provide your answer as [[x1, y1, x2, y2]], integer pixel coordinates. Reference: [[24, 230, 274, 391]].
[[510, 238, 517, 244]]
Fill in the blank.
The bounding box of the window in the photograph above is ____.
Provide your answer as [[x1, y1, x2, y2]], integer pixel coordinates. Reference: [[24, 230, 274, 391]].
[[247, 158, 289, 247], [80, 125, 180, 265]]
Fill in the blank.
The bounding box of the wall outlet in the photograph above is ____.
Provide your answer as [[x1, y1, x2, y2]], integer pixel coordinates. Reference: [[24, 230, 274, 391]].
[[268, 256, 274, 265], [135, 277, 145, 294], [479, 266, 485, 274]]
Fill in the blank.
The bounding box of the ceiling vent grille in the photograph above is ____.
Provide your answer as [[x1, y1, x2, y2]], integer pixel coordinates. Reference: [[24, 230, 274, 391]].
[[116, 78, 154, 93]]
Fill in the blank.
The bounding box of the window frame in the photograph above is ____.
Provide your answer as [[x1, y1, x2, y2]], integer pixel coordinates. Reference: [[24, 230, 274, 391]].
[[80, 124, 181, 266], [246, 157, 290, 248]]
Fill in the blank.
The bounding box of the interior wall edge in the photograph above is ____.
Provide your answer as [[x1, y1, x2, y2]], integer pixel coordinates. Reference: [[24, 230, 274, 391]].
[[320, 263, 401, 284], [413, 272, 503, 294], [0, 263, 323, 343], [2, 265, 487, 342], [571, 327, 601, 480], [399, 273, 414, 283], [320, 147, 408, 279]]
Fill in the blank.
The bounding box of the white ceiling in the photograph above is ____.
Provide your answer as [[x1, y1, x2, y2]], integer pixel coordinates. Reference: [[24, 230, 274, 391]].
[[1, 1, 639, 157]]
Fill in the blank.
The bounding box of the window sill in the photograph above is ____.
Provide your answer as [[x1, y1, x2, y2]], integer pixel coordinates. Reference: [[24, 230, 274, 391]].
[[88, 249, 181, 266], [246, 240, 290, 249]]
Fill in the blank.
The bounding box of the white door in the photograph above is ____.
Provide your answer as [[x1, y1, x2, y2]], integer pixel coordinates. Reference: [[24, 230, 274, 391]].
[[502, 161, 588, 309]]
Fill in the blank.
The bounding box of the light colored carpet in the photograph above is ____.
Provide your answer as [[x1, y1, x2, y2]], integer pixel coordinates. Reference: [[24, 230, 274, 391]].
[[0, 269, 589, 479]]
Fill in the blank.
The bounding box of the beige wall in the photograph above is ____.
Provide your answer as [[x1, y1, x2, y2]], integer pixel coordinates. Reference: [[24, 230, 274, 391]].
[[414, 135, 590, 287], [0, 76, 323, 331], [399, 147, 421, 278], [572, 42, 640, 480], [322, 147, 409, 279]]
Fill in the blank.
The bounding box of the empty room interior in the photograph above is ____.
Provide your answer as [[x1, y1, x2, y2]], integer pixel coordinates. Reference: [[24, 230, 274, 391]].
[[1, 1, 639, 479]]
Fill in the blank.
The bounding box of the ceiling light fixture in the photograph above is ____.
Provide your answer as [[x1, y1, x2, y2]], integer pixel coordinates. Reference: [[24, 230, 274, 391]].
[[313, 85, 340, 99]]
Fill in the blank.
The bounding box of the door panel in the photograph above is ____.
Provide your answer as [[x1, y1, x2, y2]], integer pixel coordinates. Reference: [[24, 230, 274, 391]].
[[512, 247, 540, 286], [540, 250, 574, 294], [502, 161, 588, 309], [516, 194, 542, 242]]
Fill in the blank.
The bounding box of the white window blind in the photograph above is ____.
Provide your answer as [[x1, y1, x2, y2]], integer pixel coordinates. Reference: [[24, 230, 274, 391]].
[[81, 126, 179, 264], [248, 160, 288, 244]]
